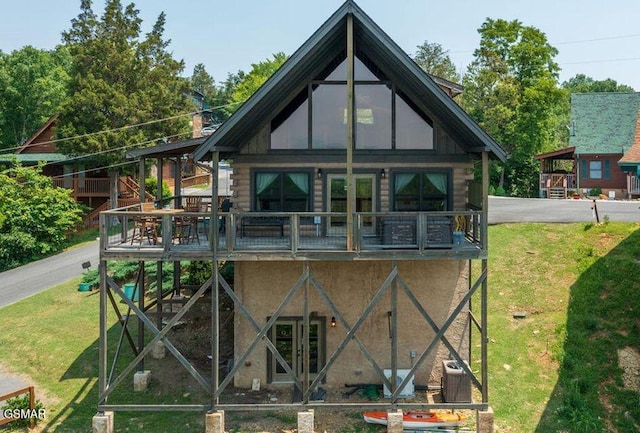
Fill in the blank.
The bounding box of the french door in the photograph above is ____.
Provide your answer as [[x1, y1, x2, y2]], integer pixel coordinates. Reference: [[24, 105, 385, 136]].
[[269, 318, 324, 383], [327, 173, 376, 234]]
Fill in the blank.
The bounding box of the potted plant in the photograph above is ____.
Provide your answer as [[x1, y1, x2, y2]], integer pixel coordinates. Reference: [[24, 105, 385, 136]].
[[452, 214, 466, 246]]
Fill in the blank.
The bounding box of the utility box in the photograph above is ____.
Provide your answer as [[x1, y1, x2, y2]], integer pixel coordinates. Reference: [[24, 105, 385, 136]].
[[383, 369, 415, 398], [442, 360, 471, 403]]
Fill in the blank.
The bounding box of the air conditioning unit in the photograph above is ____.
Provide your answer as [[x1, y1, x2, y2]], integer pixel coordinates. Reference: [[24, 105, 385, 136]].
[[383, 369, 415, 398], [442, 360, 471, 403]]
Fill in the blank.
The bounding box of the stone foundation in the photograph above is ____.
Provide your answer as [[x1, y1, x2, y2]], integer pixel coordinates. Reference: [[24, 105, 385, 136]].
[[133, 370, 151, 392]]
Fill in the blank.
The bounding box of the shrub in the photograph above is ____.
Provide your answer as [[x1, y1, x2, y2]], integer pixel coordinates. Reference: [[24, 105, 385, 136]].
[[0, 161, 84, 271], [3, 393, 45, 428], [589, 187, 602, 196]]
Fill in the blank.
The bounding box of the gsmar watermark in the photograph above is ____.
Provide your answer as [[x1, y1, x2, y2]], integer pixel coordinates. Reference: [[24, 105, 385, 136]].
[[2, 408, 47, 421]]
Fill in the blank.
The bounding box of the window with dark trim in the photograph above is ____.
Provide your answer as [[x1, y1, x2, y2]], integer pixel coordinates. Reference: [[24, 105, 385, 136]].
[[254, 171, 311, 211], [393, 172, 449, 211], [581, 158, 610, 180]]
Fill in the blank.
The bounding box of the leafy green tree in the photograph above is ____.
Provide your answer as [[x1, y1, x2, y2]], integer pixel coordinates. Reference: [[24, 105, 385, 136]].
[[0, 46, 71, 148], [0, 160, 84, 271], [230, 52, 288, 110], [562, 74, 635, 93], [57, 0, 193, 174], [462, 18, 566, 197], [413, 41, 460, 82]]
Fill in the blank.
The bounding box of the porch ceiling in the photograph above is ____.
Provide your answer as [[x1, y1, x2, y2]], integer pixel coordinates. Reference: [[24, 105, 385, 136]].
[[534, 146, 576, 161]]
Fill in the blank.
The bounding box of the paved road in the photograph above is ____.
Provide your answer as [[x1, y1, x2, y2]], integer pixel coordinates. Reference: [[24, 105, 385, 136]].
[[488, 197, 640, 224], [0, 240, 99, 309]]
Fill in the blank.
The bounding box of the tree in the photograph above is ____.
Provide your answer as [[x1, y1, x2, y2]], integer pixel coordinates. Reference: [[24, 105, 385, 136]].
[[0, 46, 71, 149], [0, 160, 84, 271], [462, 18, 566, 197], [57, 0, 193, 172], [562, 74, 635, 93], [230, 52, 288, 110], [190, 63, 218, 125], [213, 70, 245, 123], [413, 41, 460, 82]]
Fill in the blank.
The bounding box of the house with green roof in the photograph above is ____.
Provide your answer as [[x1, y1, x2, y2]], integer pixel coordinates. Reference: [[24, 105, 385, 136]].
[[536, 92, 640, 199]]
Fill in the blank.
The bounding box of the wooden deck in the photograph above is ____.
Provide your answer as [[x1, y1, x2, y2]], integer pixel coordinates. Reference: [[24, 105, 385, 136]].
[[100, 209, 487, 261]]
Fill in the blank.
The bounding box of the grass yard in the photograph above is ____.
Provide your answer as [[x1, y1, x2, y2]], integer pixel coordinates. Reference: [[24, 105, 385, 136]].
[[0, 222, 639, 432]]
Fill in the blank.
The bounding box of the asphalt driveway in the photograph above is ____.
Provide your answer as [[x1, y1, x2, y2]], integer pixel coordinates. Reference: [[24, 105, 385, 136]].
[[488, 197, 640, 224], [0, 240, 98, 309]]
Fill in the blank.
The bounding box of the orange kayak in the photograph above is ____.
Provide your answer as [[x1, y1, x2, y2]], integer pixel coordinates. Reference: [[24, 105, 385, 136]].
[[363, 410, 466, 429]]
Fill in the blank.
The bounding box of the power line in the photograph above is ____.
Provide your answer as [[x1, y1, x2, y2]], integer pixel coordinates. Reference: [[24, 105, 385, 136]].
[[447, 33, 640, 54], [555, 33, 640, 45], [0, 100, 243, 154], [44, 131, 192, 165], [561, 56, 640, 66]]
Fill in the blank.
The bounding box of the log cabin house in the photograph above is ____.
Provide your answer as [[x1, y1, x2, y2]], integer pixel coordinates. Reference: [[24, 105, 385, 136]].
[[96, 1, 506, 431], [536, 92, 640, 199]]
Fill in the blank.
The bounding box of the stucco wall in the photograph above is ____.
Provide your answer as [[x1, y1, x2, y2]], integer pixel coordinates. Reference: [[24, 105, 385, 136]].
[[233, 260, 471, 389]]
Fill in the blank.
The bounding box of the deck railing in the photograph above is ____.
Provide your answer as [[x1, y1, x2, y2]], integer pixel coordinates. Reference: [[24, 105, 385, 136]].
[[101, 208, 485, 258], [53, 177, 111, 197]]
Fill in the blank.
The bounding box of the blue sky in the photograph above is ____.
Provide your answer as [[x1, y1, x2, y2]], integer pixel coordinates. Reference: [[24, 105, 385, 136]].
[[2, 0, 640, 90]]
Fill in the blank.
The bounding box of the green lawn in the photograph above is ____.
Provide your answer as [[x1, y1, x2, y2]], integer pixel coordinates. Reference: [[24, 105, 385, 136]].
[[1, 222, 639, 432]]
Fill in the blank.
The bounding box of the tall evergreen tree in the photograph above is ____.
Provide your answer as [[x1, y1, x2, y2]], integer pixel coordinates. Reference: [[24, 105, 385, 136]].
[[190, 63, 218, 125], [57, 0, 192, 173]]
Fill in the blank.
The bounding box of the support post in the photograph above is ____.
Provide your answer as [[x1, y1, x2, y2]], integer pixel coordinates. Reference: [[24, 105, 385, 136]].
[[99, 260, 108, 406], [346, 12, 355, 251], [211, 151, 220, 409], [205, 410, 224, 433], [92, 411, 113, 433], [390, 261, 398, 397], [477, 407, 495, 433], [133, 370, 151, 392], [386, 409, 403, 433], [298, 410, 314, 433], [481, 150, 490, 403]]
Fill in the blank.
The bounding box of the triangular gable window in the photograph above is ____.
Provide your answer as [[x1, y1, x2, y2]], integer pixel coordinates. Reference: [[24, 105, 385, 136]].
[[271, 55, 433, 150]]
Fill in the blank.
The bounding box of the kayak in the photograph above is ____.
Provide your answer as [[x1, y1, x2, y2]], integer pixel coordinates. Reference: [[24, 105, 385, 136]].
[[363, 410, 466, 429]]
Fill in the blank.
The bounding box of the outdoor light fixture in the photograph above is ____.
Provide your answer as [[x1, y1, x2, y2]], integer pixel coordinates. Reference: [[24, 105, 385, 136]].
[[317, 168, 323, 179], [381, 168, 386, 178], [330, 316, 337, 328]]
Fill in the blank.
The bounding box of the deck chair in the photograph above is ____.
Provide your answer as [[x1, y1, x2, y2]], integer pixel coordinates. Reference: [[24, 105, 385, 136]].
[[130, 202, 158, 244], [177, 197, 203, 244]]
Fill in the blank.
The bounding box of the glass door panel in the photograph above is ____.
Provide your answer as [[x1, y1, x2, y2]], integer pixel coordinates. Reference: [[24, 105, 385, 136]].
[[272, 321, 296, 379], [269, 319, 324, 383], [327, 174, 376, 234]]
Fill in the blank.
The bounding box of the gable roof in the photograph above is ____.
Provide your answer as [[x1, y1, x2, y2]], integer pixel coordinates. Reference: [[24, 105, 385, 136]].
[[569, 93, 640, 155], [618, 105, 640, 167], [16, 114, 60, 154], [193, 0, 506, 162], [0, 114, 68, 165]]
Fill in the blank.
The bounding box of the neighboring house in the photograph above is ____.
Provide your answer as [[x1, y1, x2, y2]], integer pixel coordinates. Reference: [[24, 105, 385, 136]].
[[536, 92, 640, 199], [97, 2, 506, 431], [0, 115, 113, 215]]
